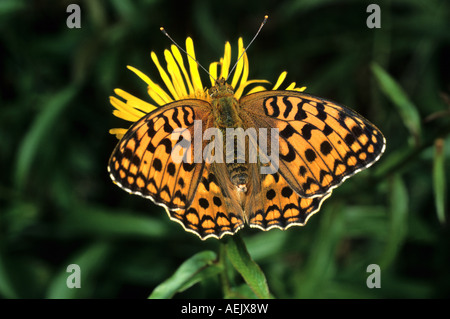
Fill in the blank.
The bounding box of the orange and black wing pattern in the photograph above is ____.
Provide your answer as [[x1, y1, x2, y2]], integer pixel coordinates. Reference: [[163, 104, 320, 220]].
[[108, 99, 245, 239], [248, 171, 332, 231], [241, 91, 386, 198], [108, 100, 211, 210], [169, 162, 245, 239], [241, 90, 385, 230]]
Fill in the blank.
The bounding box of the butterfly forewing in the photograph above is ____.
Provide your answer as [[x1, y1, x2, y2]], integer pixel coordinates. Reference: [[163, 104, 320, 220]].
[[108, 99, 211, 210]]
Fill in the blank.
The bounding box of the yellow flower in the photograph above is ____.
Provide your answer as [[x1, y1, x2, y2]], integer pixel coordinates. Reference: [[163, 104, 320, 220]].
[[109, 37, 306, 139]]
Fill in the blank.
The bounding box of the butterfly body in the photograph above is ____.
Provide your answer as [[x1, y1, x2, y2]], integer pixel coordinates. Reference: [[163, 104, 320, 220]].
[[109, 79, 385, 240], [208, 78, 251, 194]]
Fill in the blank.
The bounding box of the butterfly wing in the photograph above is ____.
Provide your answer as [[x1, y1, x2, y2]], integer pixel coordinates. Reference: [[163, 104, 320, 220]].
[[247, 170, 332, 231], [108, 99, 245, 239], [239, 91, 386, 199], [169, 161, 245, 239], [108, 99, 212, 210]]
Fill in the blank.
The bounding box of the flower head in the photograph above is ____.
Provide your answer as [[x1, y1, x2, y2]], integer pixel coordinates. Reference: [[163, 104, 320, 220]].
[[110, 37, 306, 139]]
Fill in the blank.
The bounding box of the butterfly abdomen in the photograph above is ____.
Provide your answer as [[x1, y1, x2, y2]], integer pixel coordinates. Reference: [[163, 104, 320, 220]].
[[227, 138, 250, 191]]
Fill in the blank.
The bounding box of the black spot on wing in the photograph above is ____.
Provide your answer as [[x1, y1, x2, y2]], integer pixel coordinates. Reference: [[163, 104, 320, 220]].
[[153, 158, 162, 171], [320, 141, 332, 156], [266, 189, 276, 200], [305, 149, 316, 163], [301, 123, 315, 141], [280, 143, 296, 162], [160, 138, 173, 154], [171, 107, 182, 128], [282, 96, 293, 118], [280, 124, 295, 139]]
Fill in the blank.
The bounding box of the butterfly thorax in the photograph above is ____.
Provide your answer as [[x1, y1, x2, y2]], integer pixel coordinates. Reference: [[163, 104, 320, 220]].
[[209, 78, 243, 128], [209, 78, 249, 193]]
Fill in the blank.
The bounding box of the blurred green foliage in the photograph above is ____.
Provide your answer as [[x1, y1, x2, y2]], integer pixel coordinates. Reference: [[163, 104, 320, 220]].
[[1, 0, 449, 299]]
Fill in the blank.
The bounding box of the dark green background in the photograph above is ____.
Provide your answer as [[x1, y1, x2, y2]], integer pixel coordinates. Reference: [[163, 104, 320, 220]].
[[1, 0, 449, 298]]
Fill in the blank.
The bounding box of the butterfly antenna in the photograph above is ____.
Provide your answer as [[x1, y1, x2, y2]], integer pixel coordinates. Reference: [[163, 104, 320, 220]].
[[226, 15, 268, 82], [160, 27, 216, 83]]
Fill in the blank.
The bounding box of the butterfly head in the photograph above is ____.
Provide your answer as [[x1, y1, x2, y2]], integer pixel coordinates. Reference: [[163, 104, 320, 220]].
[[209, 78, 234, 99]]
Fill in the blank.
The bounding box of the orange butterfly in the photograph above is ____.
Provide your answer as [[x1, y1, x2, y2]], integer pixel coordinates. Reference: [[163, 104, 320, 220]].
[[108, 30, 385, 240]]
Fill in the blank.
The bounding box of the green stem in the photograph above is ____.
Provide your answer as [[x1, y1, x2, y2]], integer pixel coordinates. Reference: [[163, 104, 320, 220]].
[[219, 243, 233, 297], [223, 234, 271, 299]]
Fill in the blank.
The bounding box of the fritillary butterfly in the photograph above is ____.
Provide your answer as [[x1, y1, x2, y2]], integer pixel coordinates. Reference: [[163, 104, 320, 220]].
[[108, 77, 386, 240]]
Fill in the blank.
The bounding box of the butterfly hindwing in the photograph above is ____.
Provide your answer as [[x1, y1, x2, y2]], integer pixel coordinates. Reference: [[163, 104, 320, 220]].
[[169, 162, 245, 239], [248, 171, 332, 231]]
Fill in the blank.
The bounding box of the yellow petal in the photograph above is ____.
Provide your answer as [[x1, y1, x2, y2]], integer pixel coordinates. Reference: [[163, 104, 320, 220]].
[[209, 61, 219, 86], [234, 53, 250, 99], [285, 82, 306, 91], [171, 45, 195, 95], [110, 96, 145, 122], [285, 82, 296, 90], [148, 85, 173, 105], [151, 51, 179, 100], [235, 78, 270, 100], [186, 37, 203, 92], [165, 49, 188, 98], [220, 41, 231, 80], [126, 65, 153, 85], [247, 86, 267, 94], [113, 110, 139, 123], [114, 89, 157, 113], [109, 128, 128, 140], [112, 109, 141, 123], [127, 99, 156, 114], [230, 38, 244, 89], [272, 71, 287, 90], [127, 65, 172, 105]]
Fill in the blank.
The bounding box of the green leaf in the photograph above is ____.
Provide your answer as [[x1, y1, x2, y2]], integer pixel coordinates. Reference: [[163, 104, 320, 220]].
[[0, 252, 18, 298], [149, 250, 221, 299], [371, 62, 422, 144], [226, 284, 258, 299], [0, 0, 25, 16], [63, 204, 172, 239], [342, 205, 389, 238], [224, 235, 271, 299], [14, 86, 78, 189], [380, 174, 409, 268], [433, 139, 446, 224], [295, 205, 343, 298], [245, 230, 286, 261]]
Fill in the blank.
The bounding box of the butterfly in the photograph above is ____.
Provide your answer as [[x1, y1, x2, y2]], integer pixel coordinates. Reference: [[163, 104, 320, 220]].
[[108, 77, 386, 240]]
